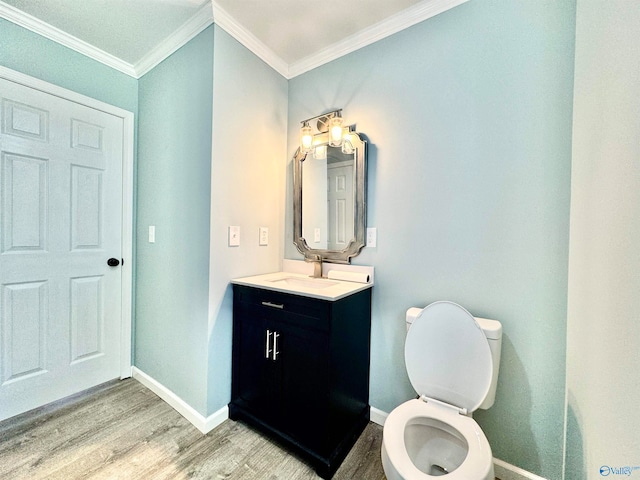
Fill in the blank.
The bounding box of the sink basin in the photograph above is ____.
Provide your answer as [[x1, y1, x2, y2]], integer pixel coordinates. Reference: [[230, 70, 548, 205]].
[[268, 276, 339, 290]]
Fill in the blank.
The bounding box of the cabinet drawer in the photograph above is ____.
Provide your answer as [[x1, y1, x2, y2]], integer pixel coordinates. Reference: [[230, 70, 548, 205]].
[[234, 285, 331, 332]]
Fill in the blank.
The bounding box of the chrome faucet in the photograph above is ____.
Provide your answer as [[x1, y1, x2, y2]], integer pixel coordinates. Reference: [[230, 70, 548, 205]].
[[305, 254, 323, 278]]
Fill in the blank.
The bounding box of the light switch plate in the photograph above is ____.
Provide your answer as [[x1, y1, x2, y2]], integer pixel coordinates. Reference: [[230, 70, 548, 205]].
[[229, 226, 240, 246], [148, 225, 155, 243], [259, 227, 269, 246]]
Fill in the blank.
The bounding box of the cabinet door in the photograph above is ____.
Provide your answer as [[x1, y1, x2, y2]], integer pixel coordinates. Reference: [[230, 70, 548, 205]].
[[279, 320, 330, 453], [233, 303, 280, 423]]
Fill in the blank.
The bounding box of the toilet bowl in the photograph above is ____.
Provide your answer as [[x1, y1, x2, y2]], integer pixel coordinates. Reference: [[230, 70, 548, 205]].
[[382, 399, 494, 479], [381, 301, 502, 480]]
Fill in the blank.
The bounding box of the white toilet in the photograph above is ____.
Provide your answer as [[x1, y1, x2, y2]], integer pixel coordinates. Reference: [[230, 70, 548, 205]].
[[381, 301, 502, 479]]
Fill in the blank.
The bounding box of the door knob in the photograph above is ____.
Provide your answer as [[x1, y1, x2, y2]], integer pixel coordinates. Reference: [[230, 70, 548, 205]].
[[107, 258, 120, 267]]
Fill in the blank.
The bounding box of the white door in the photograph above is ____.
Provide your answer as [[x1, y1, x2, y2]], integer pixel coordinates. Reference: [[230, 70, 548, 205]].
[[327, 162, 354, 250], [0, 77, 124, 421]]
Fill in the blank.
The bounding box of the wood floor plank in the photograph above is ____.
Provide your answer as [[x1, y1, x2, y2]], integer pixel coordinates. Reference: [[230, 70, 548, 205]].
[[0, 379, 386, 480]]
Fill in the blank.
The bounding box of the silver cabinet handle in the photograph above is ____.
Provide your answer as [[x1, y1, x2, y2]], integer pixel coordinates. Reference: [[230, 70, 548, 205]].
[[261, 301, 284, 309], [272, 332, 279, 361], [265, 329, 272, 358]]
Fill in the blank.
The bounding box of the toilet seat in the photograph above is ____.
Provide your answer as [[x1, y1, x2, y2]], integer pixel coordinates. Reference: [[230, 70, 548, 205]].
[[382, 399, 493, 479], [405, 301, 493, 413]]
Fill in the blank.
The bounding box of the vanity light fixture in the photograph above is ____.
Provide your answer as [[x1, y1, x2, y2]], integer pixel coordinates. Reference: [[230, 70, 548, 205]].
[[341, 138, 354, 155], [329, 115, 344, 147], [300, 122, 313, 153], [313, 145, 327, 160], [299, 109, 345, 152]]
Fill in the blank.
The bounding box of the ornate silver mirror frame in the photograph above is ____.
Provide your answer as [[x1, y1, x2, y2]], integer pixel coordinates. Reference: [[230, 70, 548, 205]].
[[293, 130, 367, 264]]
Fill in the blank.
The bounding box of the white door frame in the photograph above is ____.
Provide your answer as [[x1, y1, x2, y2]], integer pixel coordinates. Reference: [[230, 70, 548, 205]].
[[0, 65, 134, 379]]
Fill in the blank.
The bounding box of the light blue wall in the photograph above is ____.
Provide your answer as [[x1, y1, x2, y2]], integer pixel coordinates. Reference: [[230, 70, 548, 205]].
[[0, 18, 137, 115], [135, 26, 214, 415], [286, 0, 576, 477], [206, 26, 288, 414]]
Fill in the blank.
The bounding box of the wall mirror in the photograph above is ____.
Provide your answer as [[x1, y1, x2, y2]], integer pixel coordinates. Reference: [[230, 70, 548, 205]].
[[293, 118, 367, 264]]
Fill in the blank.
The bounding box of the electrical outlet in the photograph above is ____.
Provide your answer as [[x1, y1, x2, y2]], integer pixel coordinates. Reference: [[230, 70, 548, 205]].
[[366, 227, 377, 247], [259, 227, 269, 246], [314, 228, 321, 243]]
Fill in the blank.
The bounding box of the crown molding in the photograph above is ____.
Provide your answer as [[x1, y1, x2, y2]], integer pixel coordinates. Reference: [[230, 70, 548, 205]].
[[1, 0, 468, 81], [0, 1, 215, 79], [0, 1, 137, 77], [211, 0, 289, 78], [134, 3, 214, 78], [287, 0, 470, 78]]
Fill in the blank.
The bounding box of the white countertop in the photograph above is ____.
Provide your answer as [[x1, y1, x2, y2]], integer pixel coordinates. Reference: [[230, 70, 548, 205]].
[[231, 271, 373, 301]]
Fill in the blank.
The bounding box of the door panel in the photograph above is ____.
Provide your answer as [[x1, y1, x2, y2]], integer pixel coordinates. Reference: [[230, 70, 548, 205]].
[[327, 163, 354, 250], [69, 275, 103, 364], [71, 165, 104, 250], [280, 321, 329, 452], [0, 77, 124, 421], [233, 303, 281, 422], [1, 152, 47, 253], [1, 280, 47, 384]]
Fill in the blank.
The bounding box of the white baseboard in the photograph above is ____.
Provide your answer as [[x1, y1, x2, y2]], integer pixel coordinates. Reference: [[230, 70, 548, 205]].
[[131, 367, 228, 434], [370, 406, 388, 426], [370, 405, 547, 480], [493, 458, 548, 480]]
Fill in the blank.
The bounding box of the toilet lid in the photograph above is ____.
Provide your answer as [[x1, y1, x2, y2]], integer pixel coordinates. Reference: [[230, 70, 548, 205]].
[[405, 301, 492, 413]]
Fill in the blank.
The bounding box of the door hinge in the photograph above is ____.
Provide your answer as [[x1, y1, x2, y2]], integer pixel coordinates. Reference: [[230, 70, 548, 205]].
[[420, 395, 468, 416]]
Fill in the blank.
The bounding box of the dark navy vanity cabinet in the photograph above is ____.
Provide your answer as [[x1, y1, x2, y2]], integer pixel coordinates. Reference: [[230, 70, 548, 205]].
[[229, 284, 372, 479]]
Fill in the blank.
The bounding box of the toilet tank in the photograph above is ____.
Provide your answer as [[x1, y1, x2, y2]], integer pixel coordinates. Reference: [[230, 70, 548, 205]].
[[474, 317, 502, 410], [405, 308, 503, 410]]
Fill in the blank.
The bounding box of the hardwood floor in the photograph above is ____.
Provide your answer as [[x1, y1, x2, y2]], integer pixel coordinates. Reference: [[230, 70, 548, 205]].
[[0, 379, 386, 479]]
